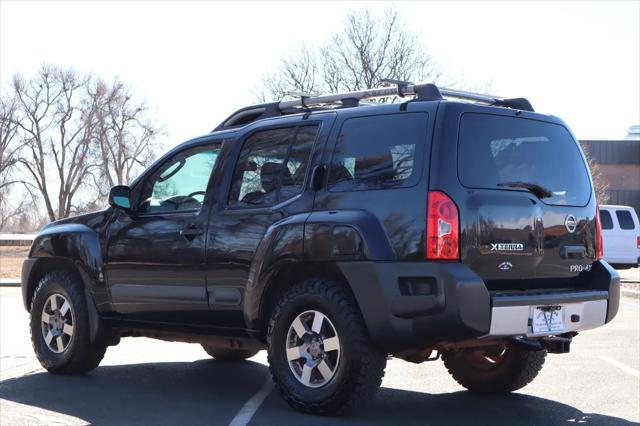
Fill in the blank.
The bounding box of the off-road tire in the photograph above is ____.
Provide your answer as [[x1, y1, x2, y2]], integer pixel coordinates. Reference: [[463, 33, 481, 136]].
[[201, 344, 259, 361], [30, 271, 107, 374], [442, 345, 547, 393], [267, 278, 387, 415]]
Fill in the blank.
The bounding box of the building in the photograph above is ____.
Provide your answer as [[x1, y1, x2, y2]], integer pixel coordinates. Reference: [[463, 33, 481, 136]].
[[625, 125, 640, 141], [580, 138, 640, 216]]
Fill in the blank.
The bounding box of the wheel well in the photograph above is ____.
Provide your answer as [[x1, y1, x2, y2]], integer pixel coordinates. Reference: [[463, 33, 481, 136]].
[[257, 262, 359, 341], [26, 257, 83, 311]]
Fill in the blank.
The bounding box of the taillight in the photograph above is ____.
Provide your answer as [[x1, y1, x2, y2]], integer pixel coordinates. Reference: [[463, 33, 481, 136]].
[[426, 191, 459, 260], [636, 236, 640, 250], [595, 205, 603, 260]]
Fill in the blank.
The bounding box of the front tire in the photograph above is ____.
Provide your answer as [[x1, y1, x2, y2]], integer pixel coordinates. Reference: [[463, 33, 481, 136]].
[[30, 271, 107, 374], [267, 279, 386, 415], [442, 345, 546, 393]]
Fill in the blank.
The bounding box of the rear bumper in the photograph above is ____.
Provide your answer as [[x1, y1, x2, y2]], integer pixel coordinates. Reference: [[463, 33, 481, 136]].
[[338, 260, 620, 352], [488, 298, 607, 337]]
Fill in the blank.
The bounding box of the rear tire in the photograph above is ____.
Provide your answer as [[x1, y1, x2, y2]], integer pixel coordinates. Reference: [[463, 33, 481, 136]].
[[442, 345, 546, 393], [201, 344, 258, 361], [29, 271, 107, 375], [267, 278, 387, 415]]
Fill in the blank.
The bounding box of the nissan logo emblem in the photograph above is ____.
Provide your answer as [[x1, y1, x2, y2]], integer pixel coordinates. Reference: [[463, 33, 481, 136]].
[[565, 215, 577, 233]]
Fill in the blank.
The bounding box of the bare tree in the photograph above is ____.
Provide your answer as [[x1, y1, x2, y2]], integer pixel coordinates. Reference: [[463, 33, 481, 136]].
[[258, 8, 443, 101], [259, 45, 320, 100], [581, 143, 609, 204], [0, 196, 47, 232], [2, 66, 162, 223], [10, 66, 97, 222], [90, 79, 161, 200], [322, 9, 440, 91], [0, 93, 21, 190], [0, 93, 23, 229]]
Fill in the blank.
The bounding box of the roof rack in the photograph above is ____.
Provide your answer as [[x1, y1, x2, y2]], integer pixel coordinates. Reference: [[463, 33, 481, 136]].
[[213, 82, 533, 131]]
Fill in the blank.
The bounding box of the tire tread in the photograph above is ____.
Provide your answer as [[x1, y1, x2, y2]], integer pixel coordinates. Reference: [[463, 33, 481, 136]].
[[267, 278, 386, 415], [442, 347, 546, 393], [30, 270, 106, 375]]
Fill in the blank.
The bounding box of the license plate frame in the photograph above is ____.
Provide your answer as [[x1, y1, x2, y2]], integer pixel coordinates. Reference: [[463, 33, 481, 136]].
[[532, 305, 564, 334]]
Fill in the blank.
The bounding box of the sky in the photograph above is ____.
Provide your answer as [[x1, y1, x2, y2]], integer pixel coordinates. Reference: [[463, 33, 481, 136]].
[[1, 0, 639, 150]]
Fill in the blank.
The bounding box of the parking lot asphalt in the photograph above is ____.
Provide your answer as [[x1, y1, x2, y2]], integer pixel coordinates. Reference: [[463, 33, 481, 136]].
[[1, 286, 638, 426]]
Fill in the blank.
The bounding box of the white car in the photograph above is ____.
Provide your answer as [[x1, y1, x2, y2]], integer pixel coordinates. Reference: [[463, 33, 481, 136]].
[[599, 204, 640, 268]]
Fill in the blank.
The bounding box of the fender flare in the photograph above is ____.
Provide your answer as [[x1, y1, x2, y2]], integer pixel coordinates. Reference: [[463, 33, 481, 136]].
[[243, 213, 308, 331], [23, 224, 111, 344], [243, 209, 397, 336]]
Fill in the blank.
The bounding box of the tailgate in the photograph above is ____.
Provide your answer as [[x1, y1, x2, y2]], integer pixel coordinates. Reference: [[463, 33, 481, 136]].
[[457, 113, 596, 283]]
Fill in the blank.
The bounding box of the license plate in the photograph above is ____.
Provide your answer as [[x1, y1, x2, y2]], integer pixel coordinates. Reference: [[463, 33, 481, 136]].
[[532, 306, 564, 334]]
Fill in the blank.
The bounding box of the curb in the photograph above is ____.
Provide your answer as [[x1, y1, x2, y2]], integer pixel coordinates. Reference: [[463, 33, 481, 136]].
[[621, 287, 640, 300], [0, 279, 21, 287]]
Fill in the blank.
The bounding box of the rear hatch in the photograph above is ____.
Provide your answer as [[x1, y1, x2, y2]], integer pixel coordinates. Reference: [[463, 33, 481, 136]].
[[457, 113, 596, 288]]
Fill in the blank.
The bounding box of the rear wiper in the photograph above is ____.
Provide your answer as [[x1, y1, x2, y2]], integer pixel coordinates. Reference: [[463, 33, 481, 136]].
[[497, 181, 553, 199]]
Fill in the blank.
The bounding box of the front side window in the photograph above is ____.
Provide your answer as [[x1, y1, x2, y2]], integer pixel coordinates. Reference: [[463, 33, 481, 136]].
[[328, 113, 427, 192], [139, 145, 220, 214], [228, 125, 318, 207], [458, 114, 592, 206], [616, 210, 636, 230]]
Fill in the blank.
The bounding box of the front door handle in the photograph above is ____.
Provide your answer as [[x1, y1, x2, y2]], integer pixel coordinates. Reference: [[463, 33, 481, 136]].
[[180, 224, 202, 240]]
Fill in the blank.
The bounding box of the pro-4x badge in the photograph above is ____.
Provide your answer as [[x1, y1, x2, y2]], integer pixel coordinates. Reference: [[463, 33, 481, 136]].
[[498, 261, 513, 271]]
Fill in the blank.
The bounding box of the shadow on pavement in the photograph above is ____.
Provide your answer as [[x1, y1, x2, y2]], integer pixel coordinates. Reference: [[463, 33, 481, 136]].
[[0, 360, 637, 426]]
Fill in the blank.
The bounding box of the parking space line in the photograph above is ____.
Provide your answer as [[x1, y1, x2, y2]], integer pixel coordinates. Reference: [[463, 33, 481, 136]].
[[599, 356, 640, 379], [229, 374, 274, 426]]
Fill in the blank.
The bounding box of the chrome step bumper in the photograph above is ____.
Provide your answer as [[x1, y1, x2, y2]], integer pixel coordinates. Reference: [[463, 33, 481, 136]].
[[486, 290, 609, 338]]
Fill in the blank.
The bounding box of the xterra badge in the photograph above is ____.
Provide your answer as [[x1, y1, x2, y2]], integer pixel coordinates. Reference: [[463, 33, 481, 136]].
[[491, 243, 524, 252]]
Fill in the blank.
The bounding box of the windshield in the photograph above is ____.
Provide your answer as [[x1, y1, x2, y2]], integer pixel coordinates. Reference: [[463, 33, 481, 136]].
[[458, 114, 592, 206]]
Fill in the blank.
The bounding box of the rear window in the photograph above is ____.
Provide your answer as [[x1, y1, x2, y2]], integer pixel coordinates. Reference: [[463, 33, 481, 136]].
[[328, 113, 427, 191], [616, 210, 636, 230], [458, 114, 591, 206], [600, 210, 614, 230]]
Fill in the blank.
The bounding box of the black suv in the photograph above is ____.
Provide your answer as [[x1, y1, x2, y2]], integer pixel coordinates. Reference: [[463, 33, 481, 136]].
[[21, 83, 620, 414]]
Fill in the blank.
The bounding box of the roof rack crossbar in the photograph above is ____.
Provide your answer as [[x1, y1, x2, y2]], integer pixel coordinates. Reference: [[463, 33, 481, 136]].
[[214, 82, 533, 131], [276, 82, 511, 110]]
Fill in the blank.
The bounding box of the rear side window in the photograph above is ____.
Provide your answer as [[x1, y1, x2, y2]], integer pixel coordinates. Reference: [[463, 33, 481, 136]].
[[600, 210, 614, 230], [228, 125, 318, 207], [328, 113, 427, 191], [616, 210, 636, 230], [458, 114, 591, 206]]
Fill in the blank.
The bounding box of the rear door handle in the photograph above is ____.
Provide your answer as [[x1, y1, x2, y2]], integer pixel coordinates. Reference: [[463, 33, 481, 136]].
[[310, 165, 325, 191], [180, 224, 202, 240]]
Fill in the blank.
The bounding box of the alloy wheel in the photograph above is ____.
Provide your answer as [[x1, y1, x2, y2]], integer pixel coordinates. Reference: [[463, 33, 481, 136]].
[[286, 310, 341, 388], [40, 293, 74, 354]]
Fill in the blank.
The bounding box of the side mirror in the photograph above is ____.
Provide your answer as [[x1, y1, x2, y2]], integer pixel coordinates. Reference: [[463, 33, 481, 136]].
[[108, 185, 132, 211]]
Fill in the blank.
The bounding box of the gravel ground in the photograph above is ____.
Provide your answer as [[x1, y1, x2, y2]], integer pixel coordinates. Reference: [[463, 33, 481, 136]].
[[0, 246, 29, 279]]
